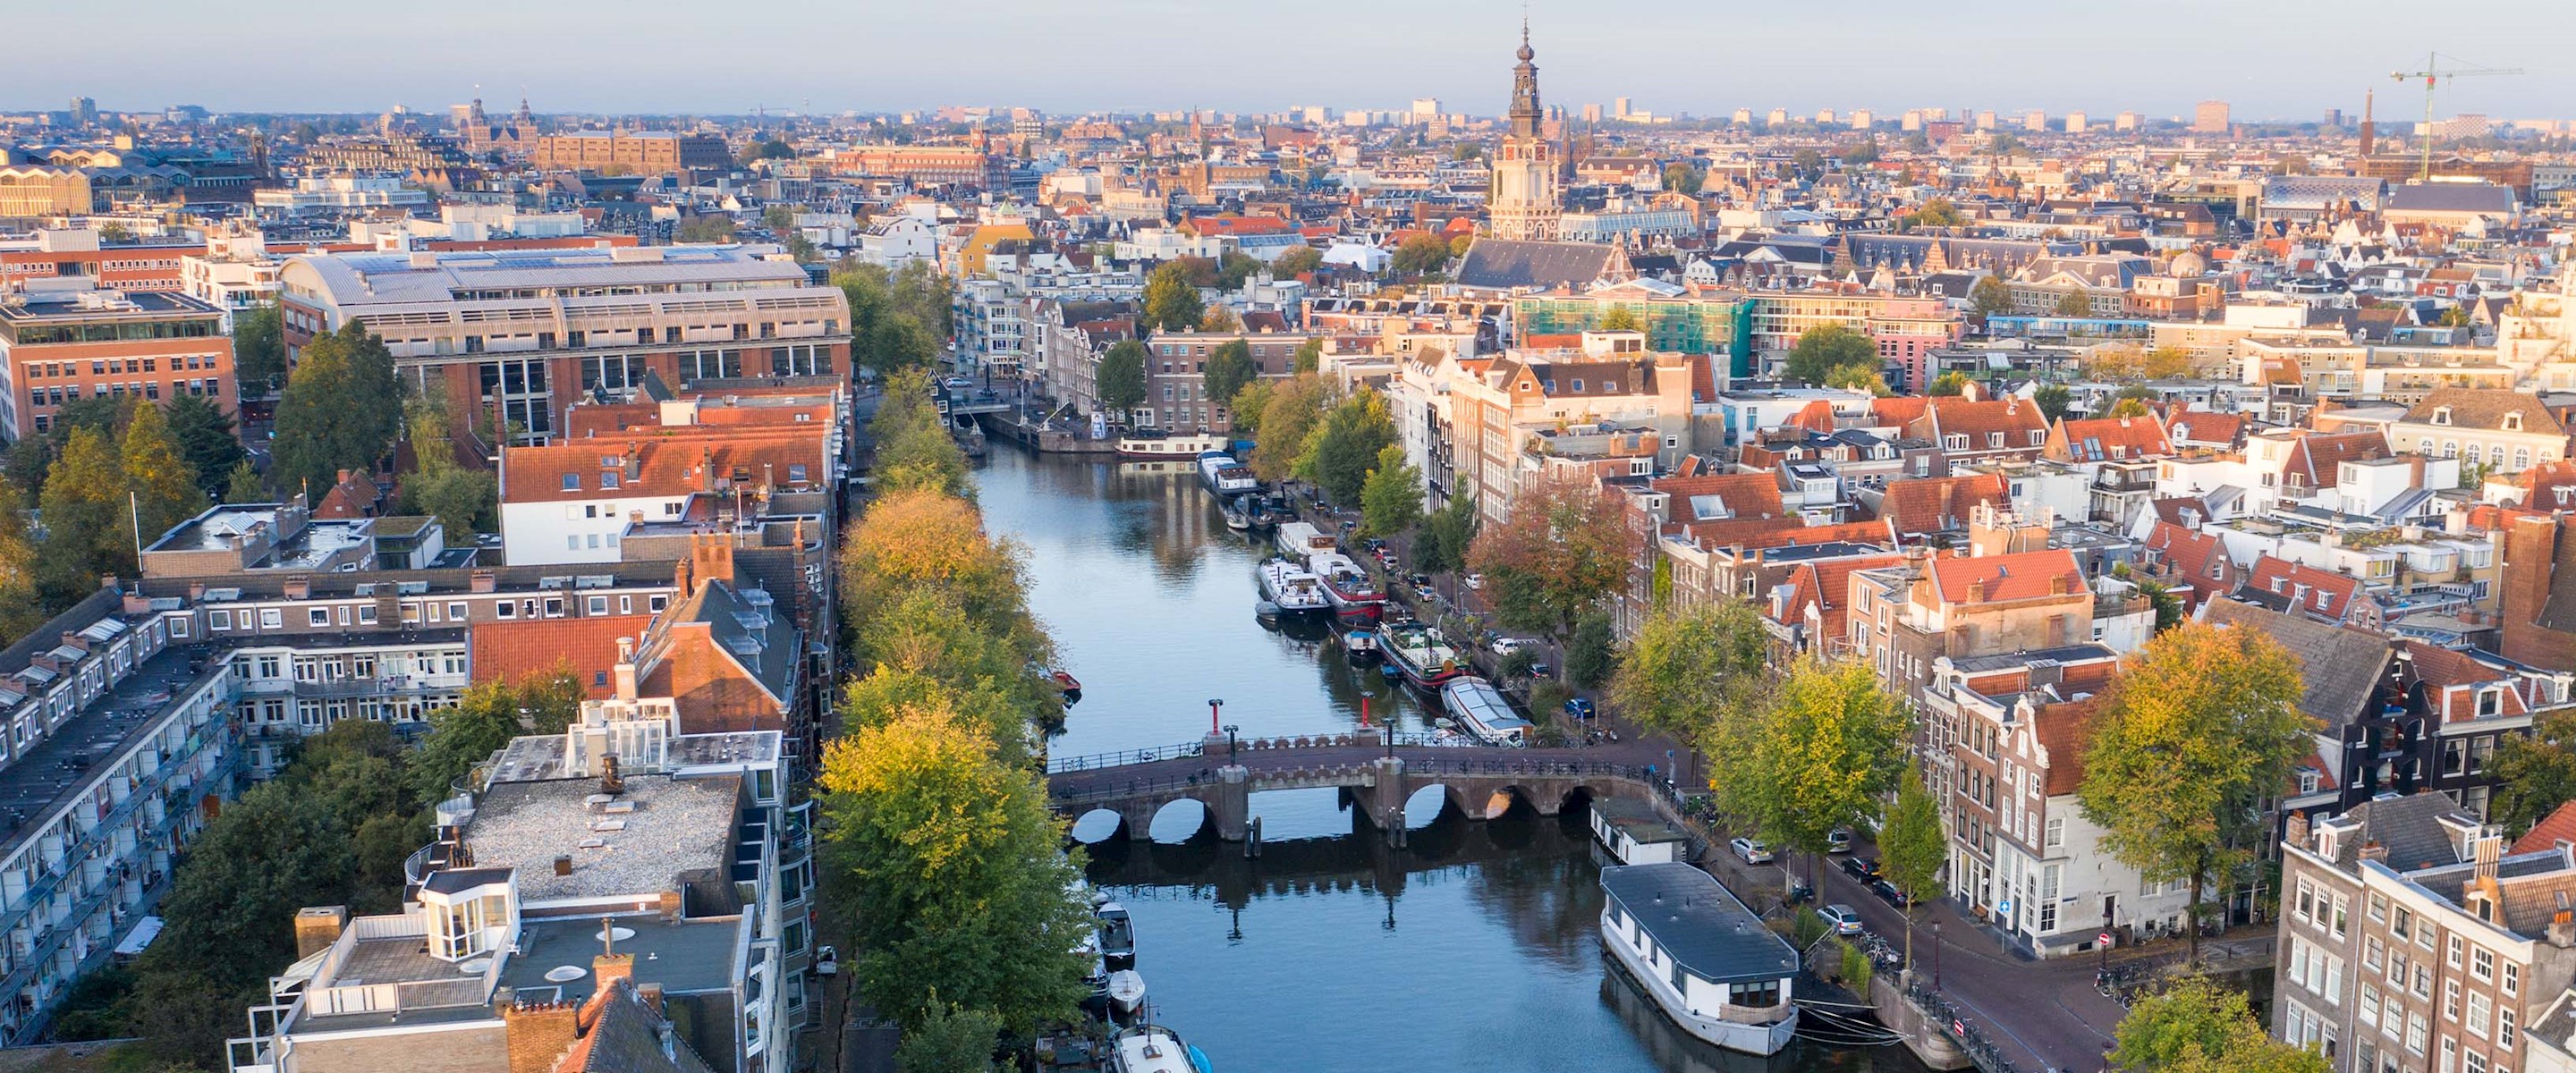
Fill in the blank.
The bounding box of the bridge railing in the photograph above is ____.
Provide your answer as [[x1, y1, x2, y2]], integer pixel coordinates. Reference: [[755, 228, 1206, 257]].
[[1045, 741, 1205, 774], [1049, 771, 1220, 806]]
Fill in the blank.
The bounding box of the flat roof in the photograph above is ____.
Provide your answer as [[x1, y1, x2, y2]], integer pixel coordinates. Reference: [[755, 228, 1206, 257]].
[[1599, 863, 1799, 985], [0, 643, 222, 864], [498, 913, 741, 1005], [462, 774, 740, 904], [487, 731, 781, 783], [0, 290, 221, 322]]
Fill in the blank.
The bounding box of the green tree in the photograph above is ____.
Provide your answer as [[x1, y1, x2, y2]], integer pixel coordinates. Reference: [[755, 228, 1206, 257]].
[[1927, 371, 1972, 396], [2109, 977, 2328, 1073], [1301, 389, 1397, 505], [1359, 444, 1423, 539], [270, 322, 402, 502], [676, 214, 737, 243], [896, 994, 1002, 1073], [2033, 383, 2073, 423], [1606, 600, 1769, 741], [165, 394, 245, 501], [1968, 275, 2013, 322], [2106, 395, 2155, 418], [121, 401, 207, 551], [1825, 362, 1891, 396], [133, 783, 351, 1063], [1841, 139, 1880, 165], [1791, 148, 1825, 177], [1905, 198, 1964, 229], [37, 427, 131, 607], [1291, 337, 1325, 375], [1203, 340, 1258, 412], [394, 387, 497, 534], [1566, 610, 1615, 689], [1094, 339, 1148, 421], [870, 370, 971, 496], [1199, 306, 1242, 334], [222, 458, 265, 503], [1466, 470, 1642, 643], [1712, 659, 1911, 893], [410, 671, 584, 805], [2492, 707, 2576, 835], [1878, 757, 1948, 971], [1780, 324, 1877, 386], [1228, 379, 1274, 437], [1215, 249, 1262, 291], [1143, 262, 1205, 333], [1248, 375, 1330, 484], [818, 709, 1093, 1035], [0, 477, 40, 639], [1595, 306, 1645, 333], [1391, 233, 1452, 275], [1413, 486, 1479, 576], [838, 487, 1036, 649], [232, 302, 286, 398], [2055, 289, 2093, 317], [1272, 246, 1324, 278], [1662, 162, 1706, 196], [2079, 621, 2310, 967], [836, 263, 953, 377]]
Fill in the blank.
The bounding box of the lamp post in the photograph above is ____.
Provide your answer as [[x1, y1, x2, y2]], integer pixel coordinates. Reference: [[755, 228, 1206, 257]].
[[1933, 919, 1943, 987], [1207, 698, 1224, 736], [1224, 724, 1240, 764]]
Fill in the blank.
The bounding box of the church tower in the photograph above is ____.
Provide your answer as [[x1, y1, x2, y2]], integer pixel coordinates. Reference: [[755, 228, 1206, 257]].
[[1487, 21, 1562, 242]]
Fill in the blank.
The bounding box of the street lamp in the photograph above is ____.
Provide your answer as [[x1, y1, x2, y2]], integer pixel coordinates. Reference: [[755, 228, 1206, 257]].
[[1208, 698, 1224, 736], [1933, 919, 1943, 988], [1224, 724, 1240, 764]]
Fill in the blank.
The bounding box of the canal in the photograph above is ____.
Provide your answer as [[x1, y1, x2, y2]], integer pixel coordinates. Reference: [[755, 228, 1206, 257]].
[[977, 447, 1929, 1073]]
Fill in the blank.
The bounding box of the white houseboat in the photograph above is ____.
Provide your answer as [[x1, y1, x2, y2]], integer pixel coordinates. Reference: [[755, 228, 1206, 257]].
[[1589, 798, 1690, 866], [1598, 863, 1800, 1055], [1118, 433, 1231, 460], [1198, 452, 1258, 496]]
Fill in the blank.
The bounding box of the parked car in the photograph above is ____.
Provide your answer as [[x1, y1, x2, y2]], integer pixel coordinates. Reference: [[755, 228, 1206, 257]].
[[1730, 837, 1774, 865], [1490, 637, 1532, 656], [1826, 827, 1853, 854], [1819, 904, 1865, 936], [1463, 573, 1486, 590], [1840, 857, 1881, 883], [1563, 697, 1597, 721], [814, 945, 838, 977], [1526, 662, 1554, 680], [1869, 878, 1912, 908], [944, 376, 973, 389]]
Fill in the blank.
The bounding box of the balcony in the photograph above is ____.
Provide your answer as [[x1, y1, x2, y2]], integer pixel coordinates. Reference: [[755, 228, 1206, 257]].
[[289, 675, 466, 700]]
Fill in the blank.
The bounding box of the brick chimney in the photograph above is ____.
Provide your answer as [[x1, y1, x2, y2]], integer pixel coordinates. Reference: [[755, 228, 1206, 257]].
[[470, 569, 499, 595], [657, 890, 683, 923], [284, 576, 311, 601], [592, 951, 634, 994], [2284, 812, 2311, 853], [613, 638, 640, 702], [502, 999, 580, 1073], [2359, 841, 2389, 864], [292, 906, 348, 959], [2552, 909, 2576, 950]]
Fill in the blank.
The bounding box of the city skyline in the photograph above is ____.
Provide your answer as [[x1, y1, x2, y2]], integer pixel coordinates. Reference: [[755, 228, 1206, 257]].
[[10, 0, 2567, 123]]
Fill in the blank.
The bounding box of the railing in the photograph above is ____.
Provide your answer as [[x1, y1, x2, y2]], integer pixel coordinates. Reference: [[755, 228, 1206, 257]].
[[1045, 741, 1205, 774], [0, 737, 239, 960], [1049, 772, 1220, 806], [1904, 976, 2021, 1073]]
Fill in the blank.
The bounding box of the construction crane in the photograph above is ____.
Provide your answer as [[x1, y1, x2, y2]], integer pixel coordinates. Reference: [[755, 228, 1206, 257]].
[[2391, 53, 2522, 182]]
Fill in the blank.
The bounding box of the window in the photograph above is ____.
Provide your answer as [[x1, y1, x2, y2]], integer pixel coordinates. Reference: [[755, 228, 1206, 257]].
[[210, 609, 232, 631], [2449, 935, 2464, 968], [2407, 1014, 2428, 1055], [561, 473, 580, 492], [2361, 984, 2381, 1027], [2369, 893, 2388, 923], [2443, 1037, 2457, 1073], [2468, 992, 2490, 1038], [2504, 964, 2519, 998], [2501, 1008, 2516, 1050], [2471, 948, 2494, 983], [495, 601, 515, 620], [2445, 979, 2461, 1022], [447, 602, 467, 621], [2367, 935, 2385, 970], [260, 608, 283, 629]]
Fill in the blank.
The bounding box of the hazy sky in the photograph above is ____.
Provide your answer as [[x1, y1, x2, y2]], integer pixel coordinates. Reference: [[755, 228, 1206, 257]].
[[13, 0, 2566, 123]]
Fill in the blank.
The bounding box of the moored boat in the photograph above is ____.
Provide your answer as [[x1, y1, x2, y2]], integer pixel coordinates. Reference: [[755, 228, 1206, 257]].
[[1598, 863, 1801, 1056], [1438, 676, 1534, 747], [1106, 968, 1147, 1018], [1096, 901, 1136, 971], [1117, 432, 1230, 460], [1197, 452, 1258, 497], [1379, 621, 1467, 690], [1110, 1024, 1212, 1073], [1309, 553, 1386, 624], [1221, 498, 1254, 530], [1342, 628, 1379, 662], [1255, 559, 1328, 615]]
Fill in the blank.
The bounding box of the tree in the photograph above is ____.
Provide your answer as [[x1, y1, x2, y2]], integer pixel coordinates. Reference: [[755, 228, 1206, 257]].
[[839, 487, 1034, 648], [1927, 371, 1972, 396], [1228, 379, 1274, 438], [1199, 306, 1242, 334], [1606, 601, 1769, 741], [0, 477, 40, 639], [1878, 757, 1948, 972], [896, 994, 1002, 1073], [1467, 470, 1642, 643], [37, 427, 131, 607], [2106, 395, 2155, 418], [1968, 275, 2012, 323], [1301, 389, 1397, 505], [233, 303, 287, 399], [1215, 250, 1262, 291], [2108, 978, 2328, 1073], [1662, 162, 1705, 196], [1566, 610, 1614, 689], [165, 394, 245, 501], [1413, 486, 1479, 576], [1391, 234, 1453, 276], [222, 458, 265, 503], [1791, 148, 1825, 177], [1272, 246, 1324, 278], [2054, 289, 2093, 317], [1840, 139, 1880, 166], [122, 400, 207, 549], [836, 262, 953, 377], [743, 139, 794, 164], [1905, 198, 1964, 229], [2033, 383, 2073, 423], [1825, 362, 1891, 396], [1781, 324, 1878, 386], [2079, 621, 2309, 967], [1248, 375, 1330, 484], [2492, 707, 2576, 836], [1712, 659, 1911, 893], [818, 709, 1093, 1035], [270, 322, 402, 502], [394, 386, 497, 535], [410, 671, 583, 805], [1142, 262, 1204, 333], [134, 782, 350, 1060], [1094, 340, 1148, 421], [1291, 337, 1325, 375], [870, 371, 971, 497], [1202, 340, 1258, 417], [676, 214, 737, 243], [1595, 306, 1645, 333], [1359, 444, 1423, 539]]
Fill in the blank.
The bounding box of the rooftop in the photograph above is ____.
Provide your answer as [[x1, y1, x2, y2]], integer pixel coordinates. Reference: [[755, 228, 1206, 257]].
[[497, 913, 742, 1006], [462, 774, 741, 904], [1599, 863, 1798, 984], [0, 640, 221, 864]]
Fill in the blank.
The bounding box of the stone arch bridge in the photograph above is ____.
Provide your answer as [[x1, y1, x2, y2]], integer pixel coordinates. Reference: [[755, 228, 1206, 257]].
[[1045, 732, 1681, 847]]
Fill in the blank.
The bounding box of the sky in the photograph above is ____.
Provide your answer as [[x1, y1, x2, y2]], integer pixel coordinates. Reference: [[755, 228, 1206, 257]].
[[12, 0, 2568, 123]]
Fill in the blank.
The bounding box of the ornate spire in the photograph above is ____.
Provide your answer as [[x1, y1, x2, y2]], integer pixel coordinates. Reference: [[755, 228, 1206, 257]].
[[1509, 19, 1542, 139]]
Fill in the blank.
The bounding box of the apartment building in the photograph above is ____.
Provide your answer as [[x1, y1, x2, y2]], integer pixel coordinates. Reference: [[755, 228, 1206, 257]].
[[0, 229, 192, 294], [275, 245, 849, 444], [1844, 541, 2103, 706], [1136, 329, 1320, 433], [1513, 288, 1748, 379], [0, 283, 233, 439], [1447, 331, 1695, 524], [2273, 796, 2576, 1073], [1744, 292, 1961, 390], [531, 130, 731, 174], [224, 672, 806, 1073], [2390, 391, 2574, 477], [0, 590, 246, 1045]]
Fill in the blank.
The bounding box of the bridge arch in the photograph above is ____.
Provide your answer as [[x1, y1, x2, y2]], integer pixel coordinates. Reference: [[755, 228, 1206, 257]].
[[1145, 798, 1213, 842], [1401, 783, 1464, 828], [1068, 807, 1129, 844]]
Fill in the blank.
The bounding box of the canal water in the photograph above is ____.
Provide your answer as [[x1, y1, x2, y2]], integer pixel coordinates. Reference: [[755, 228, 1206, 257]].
[[978, 448, 1928, 1073]]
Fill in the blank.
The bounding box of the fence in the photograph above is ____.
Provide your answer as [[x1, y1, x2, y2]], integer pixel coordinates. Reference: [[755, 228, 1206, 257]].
[[1903, 976, 2021, 1073]]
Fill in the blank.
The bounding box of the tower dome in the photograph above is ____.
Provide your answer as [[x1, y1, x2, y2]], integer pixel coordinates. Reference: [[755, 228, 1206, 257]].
[[2169, 249, 2207, 276]]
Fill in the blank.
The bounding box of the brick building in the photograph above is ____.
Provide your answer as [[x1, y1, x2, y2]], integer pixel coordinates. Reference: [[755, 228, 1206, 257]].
[[531, 130, 731, 173], [0, 285, 233, 438]]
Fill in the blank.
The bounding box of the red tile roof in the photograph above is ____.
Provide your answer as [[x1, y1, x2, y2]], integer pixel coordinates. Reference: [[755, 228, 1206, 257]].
[[1880, 473, 2009, 537], [2144, 521, 2232, 608], [2513, 800, 2576, 856], [1914, 397, 2047, 451], [2521, 459, 2576, 510], [1653, 472, 1786, 528], [2049, 416, 2174, 462], [2165, 410, 2248, 448], [1928, 548, 2088, 605], [2281, 431, 2391, 490], [470, 614, 660, 698], [502, 428, 827, 503], [2244, 556, 2363, 621]]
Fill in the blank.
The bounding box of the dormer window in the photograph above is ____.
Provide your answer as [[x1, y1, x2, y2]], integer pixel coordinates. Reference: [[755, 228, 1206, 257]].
[[1987, 432, 2004, 448], [2433, 406, 2453, 427], [2504, 412, 2524, 432], [2478, 688, 2503, 718], [561, 474, 580, 492]]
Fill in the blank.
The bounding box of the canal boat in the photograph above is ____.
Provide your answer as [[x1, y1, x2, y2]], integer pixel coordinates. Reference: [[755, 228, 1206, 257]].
[[1598, 863, 1801, 1056], [1110, 1025, 1212, 1073], [1309, 553, 1386, 624], [1106, 969, 1147, 1018], [1097, 901, 1137, 971], [1079, 933, 1111, 1012], [1118, 432, 1230, 460], [1438, 676, 1533, 747], [1220, 498, 1255, 531], [1589, 797, 1690, 866], [1273, 520, 1337, 559], [1197, 452, 1258, 497], [1342, 628, 1379, 663], [1378, 621, 1467, 690], [1255, 559, 1329, 616]]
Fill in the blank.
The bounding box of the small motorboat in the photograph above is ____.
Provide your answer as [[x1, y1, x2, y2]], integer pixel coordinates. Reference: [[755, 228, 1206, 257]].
[[1221, 499, 1254, 531], [1097, 901, 1136, 971], [1111, 1024, 1211, 1073], [1253, 600, 1283, 623], [1343, 629, 1379, 663], [1106, 969, 1147, 1018]]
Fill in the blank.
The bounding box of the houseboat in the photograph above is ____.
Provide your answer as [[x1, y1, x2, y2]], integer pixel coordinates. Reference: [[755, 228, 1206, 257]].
[[1309, 553, 1386, 624], [1598, 863, 1801, 1056], [1342, 628, 1379, 663], [1111, 1024, 1213, 1073], [1255, 559, 1329, 616], [1438, 677, 1533, 747], [1118, 432, 1231, 460], [1380, 622, 1467, 690], [1198, 452, 1258, 497], [1589, 797, 1690, 866], [1274, 520, 1337, 560]]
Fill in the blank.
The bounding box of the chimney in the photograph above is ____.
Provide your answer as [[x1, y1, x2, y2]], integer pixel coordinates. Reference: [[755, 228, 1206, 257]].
[[502, 999, 581, 1073], [188, 582, 206, 601], [2284, 812, 2311, 852], [1967, 579, 1987, 604], [553, 854, 574, 877], [283, 576, 311, 601], [2359, 841, 2389, 864], [657, 890, 683, 923], [2475, 832, 2504, 883], [470, 569, 499, 594], [292, 905, 349, 959], [614, 638, 640, 701], [2049, 572, 2070, 596], [592, 950, 634, 994], [2552, 909, 2576, 950]]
